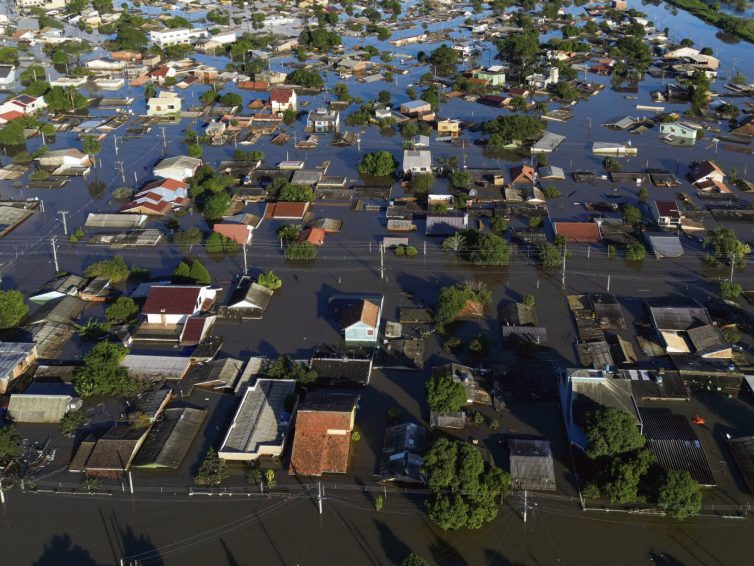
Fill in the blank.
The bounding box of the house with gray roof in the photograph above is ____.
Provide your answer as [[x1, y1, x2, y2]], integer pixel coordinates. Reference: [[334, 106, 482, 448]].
[[218, 379, 296, 461], [8, 381, 81, 423], [0, 342, 37, 393], [509, 438, 556, 491]]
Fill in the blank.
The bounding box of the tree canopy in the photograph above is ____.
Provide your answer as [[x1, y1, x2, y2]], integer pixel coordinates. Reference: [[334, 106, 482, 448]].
[[422, 438, 511, 530], [434, 281, 491, 330], [74, 342, 139, 399], [194, 448, 228, 486], [658, 470, 702, 520], [585, 406, 645, 459], [705, 225, 751, 263], [0, 289, 28, 329], [426, 373, 467, 413], [257, 271, 282, 290], [84, 256, 131, 282], [105, 297, 139, 324], [265, 355, 317, 384], [359, 150, 397, 177]]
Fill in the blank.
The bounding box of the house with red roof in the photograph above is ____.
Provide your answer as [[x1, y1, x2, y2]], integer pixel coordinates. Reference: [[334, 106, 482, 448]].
[[509, 164, 537, 186], [213, 223, 253, 245], [269, 88, 297, 114], [142, 285, 218, 326], [341, 298, 383, 344], [689, 160, 725, 186], [147, 65, 177, 85], [289, 392, 359, 476], [264, 201, 309, 220], [553, 222, 602, 244], [299, 227, 326, 245], [122, 178, 190, 216], [0, 94, 47, 117]]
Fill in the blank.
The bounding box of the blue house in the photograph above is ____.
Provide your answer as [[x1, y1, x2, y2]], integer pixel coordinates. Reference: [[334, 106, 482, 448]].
[[341, 298, 383, 345]]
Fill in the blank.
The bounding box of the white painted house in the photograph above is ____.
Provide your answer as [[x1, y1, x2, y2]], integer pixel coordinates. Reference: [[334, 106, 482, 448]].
[[0, 94, 47, 116], [402, 150, 432, 174], [149, 28, 209, 48], [153, 156, 202, 181], [0, 64, 15, 88], [147, 91, 182, 117], [142, 285, 218, 326]]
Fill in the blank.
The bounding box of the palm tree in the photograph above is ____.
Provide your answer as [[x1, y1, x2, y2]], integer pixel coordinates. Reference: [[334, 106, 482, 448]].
[[442, 233, 467, 254], [81, 134, 101, 167]]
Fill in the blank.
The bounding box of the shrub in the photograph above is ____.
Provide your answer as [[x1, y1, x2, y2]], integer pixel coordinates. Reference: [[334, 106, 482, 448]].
[[285, 242, 317, 261], [625, 242, 646, 261], [720, 281, 742, 301], [257, 271, 282, 290]]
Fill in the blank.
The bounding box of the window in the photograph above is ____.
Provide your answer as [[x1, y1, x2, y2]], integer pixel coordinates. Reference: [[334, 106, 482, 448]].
[[366, 329, 374, 336]]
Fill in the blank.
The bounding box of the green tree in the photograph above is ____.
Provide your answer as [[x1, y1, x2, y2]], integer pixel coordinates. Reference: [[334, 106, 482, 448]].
[[44, 86, 88, 111], [449, 170, 471, 189], [554, 81, 579, 101], [426, 373, 467, 413], [409, 173, 433, 193], [187, 144, 203, 158], [705, 225, 751, 264], [173, 227, 204, 254], [75, 319, 111, 341], [189, 259, 211, 285], [74, 342, 138, 398], [220, 92, 243, 107], [523, 294, 535, 308], [623, 204, 641, 225], [106, 297, 139, 324], [60, 408, 87, 436], [720, 281, 742, 301], [81, 135, 101, 163], [601, 448, 653, 503], [285, 242, 318, 261], [84, 256, 130, 282], [585, 406, 645, 459], [434, 282, 490, 329], [538, 243, 561, 268], [205, 232, 238, 254], [442, 233, 467, 254], [257, 271, 282, 290], [0, 425, 22, 465], [658, 470, 702, 520], [279, 184, 315, 202], [203, 192, 230, 221], [277, 224, 302, 244], [0, 289, 28, 329], [194, 448, 228, 486], [358, 150, 397, 177], [173, 261, 191, 283], [469, 232, 510, 266], [625, 243, 646, 261], [638, 187, 649, 203], [265, 355, 317, 384]]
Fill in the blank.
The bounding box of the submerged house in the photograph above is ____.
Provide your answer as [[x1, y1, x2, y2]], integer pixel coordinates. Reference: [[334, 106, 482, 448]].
[[142, 285, 218, 326], [289, 392, 359, 476], [341, 298, 383, 345]]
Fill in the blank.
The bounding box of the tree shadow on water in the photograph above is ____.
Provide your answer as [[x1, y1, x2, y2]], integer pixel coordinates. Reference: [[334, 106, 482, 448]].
[[119, 526, 164, 566], [32, 534, 100, 566], [484, 549, 525, 566], [373, 520, 411, 565]]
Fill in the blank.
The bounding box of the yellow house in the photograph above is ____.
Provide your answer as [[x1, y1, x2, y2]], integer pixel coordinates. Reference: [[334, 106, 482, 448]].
[[437, 119, 461, 135]]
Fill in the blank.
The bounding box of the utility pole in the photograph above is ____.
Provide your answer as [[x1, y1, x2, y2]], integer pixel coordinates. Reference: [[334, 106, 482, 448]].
[[114, 135, 119, 156], [607, 274, 611, 292], [117, 161, 126, 183], [128, 471, 134, 494], [561, 247, 567, 291], [0, 477, 5, 506], [730, 253, 735, 283], [242, 244, 248, 274], [50, 236, 59, 271], [523, 489, 527, 523], [58, 211, 68, 235], [161, 127, 167, 149], [379, 242, 384, 281], [317, 481, 323, 515]]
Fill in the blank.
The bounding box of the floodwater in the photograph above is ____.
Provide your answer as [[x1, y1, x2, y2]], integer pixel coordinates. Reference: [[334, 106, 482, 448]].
[[3, 487, 754, 565], [1, 2, 754, 563]]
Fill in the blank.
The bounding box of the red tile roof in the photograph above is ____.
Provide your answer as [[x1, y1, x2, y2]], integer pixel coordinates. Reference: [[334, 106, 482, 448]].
[[270, 88, 294, 104], [141, 178, 188, 192], [509, 164, 536, 185], [289, 411, 353, 476], [142, 286, 202, 315], [180, 317, 207, 345], [264, 201, 309, 219], [0, 110, 24, 122], [299, 227, 325, 245], [654, 200, 680, 218], [120, 200, 172, 215], [553, 222, 601, 243], [213, 223, 252, 244], [341, 300, 379, 329]]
